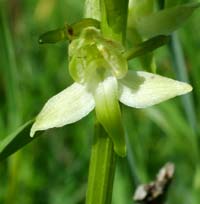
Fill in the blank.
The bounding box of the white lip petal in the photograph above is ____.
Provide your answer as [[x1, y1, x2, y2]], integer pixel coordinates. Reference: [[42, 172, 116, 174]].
[[30, 83, 95, 137], [94, 76, 126, 157], [118, 71, 192, 108]]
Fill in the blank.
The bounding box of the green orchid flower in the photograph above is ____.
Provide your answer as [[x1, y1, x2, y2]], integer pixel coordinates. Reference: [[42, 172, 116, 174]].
[[30, 27, 192, 157]]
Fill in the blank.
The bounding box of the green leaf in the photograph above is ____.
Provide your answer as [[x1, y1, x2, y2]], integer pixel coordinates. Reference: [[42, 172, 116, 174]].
[[0, 119, 42, 161], [123, 35, 169, 60], [135, 3, 200, 38], [129, 0, 154, 17], [165, 0, 182, 8]]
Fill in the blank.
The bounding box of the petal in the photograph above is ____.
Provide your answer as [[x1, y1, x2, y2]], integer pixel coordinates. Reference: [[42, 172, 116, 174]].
[[118, 71, 192, 108], [94, 75, 126, 157], [30, 83, 95, 137]]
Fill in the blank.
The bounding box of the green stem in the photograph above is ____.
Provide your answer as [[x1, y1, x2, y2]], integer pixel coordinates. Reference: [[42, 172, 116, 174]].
[[84, 0, 129, 203], [100, 0, 128, 43], [86, 123, 116, 204], [84, 0, 101, 20]]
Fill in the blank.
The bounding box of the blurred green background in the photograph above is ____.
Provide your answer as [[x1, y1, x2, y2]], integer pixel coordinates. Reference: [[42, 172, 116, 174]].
[[0, 0, 200, 203]]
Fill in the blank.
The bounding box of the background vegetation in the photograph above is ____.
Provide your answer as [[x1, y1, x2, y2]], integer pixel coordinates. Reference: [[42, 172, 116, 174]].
[[0, 0, 200, 203]]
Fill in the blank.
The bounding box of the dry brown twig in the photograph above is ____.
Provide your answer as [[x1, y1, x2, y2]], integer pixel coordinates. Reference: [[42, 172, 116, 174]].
[[133, 162, 175, 204]]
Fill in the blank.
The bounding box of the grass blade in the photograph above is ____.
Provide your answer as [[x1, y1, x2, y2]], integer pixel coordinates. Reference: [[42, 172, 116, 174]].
[[0, 119, 43, 161]]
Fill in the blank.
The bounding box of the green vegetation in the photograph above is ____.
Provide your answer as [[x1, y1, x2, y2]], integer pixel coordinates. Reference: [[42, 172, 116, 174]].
[[0, 0, 200, 203]]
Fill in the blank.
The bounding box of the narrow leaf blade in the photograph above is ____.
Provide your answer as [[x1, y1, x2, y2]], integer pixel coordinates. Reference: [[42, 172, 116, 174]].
[[135, 3, 200, 38], [0, 119, 41, 161]]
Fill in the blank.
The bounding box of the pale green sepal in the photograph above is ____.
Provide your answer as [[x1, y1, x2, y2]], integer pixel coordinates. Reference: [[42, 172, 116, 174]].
[[68, 28, 105, 83], [135, 3, 200, 38], [30, 83, 95, 137], [118, 71, 192, 108], [69, 53, 87, 83], [68, 37, 87, 83], [94, 75, 126, 157], [69, 27, 128, 83], [96, 39, 128, 79]]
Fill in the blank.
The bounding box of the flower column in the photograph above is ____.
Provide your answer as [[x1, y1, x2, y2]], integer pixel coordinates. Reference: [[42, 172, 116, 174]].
[[85, 0, 129, 204]]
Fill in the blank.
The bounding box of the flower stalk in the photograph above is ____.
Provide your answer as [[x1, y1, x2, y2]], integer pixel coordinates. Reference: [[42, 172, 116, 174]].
[[100, 0, 128, 43], [85, 0, 129, 203], [86, 123, 116, 204]]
